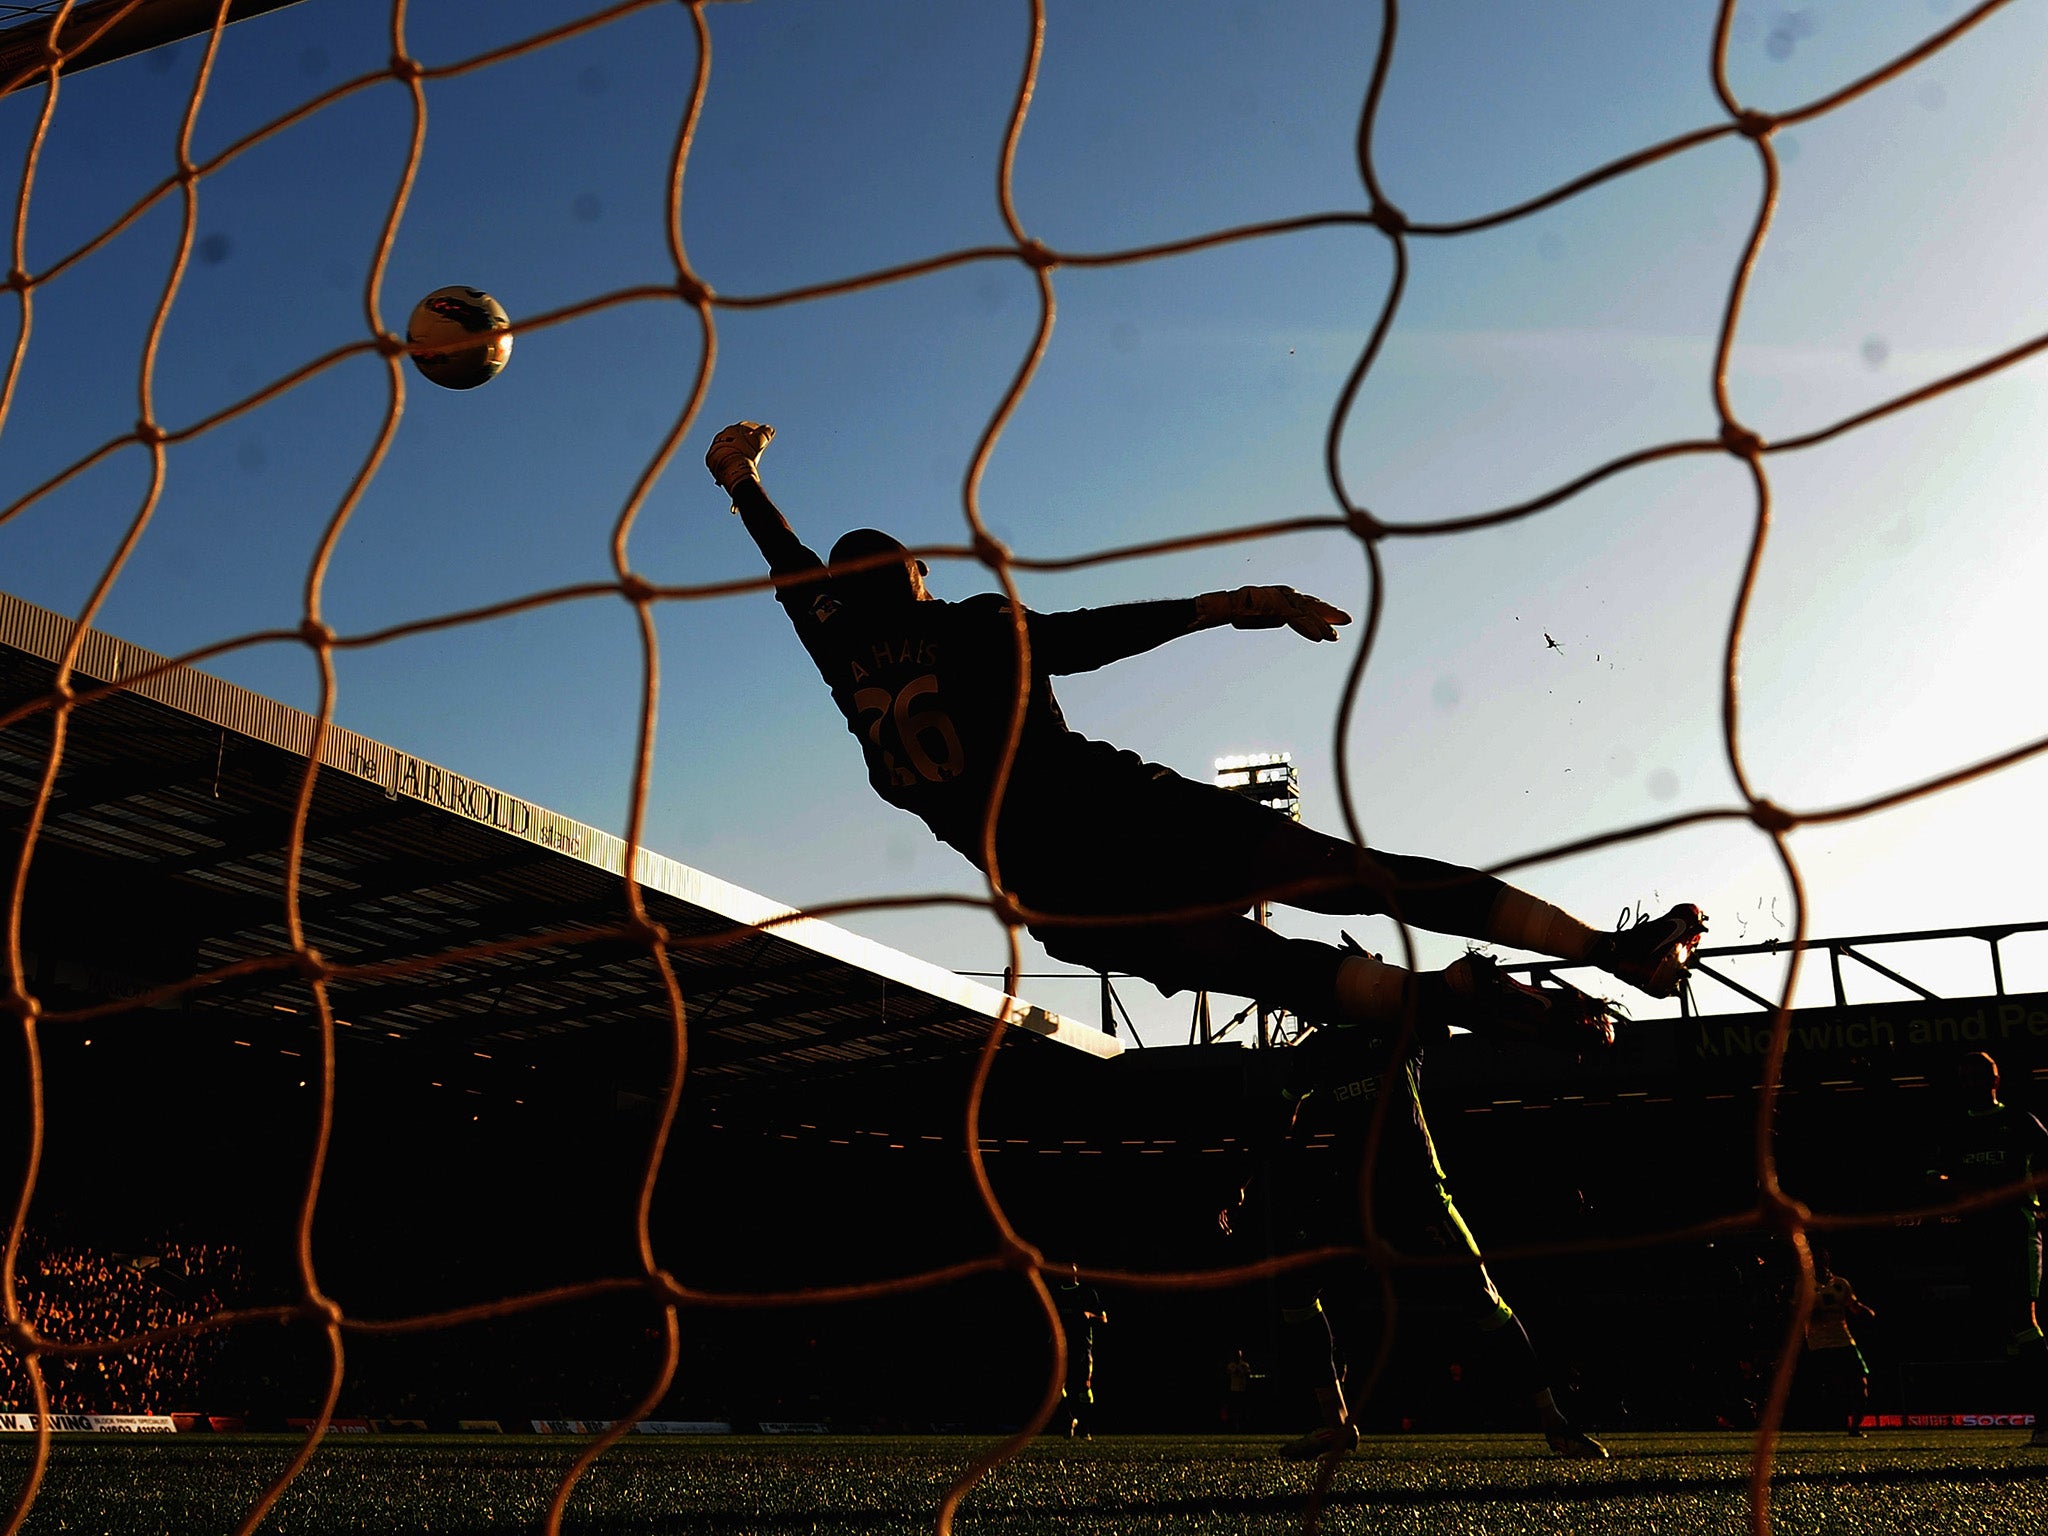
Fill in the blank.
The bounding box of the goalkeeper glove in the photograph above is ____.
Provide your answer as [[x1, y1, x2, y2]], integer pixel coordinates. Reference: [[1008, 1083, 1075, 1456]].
[[1195, 585, 1351, 642], [706, 421, 775, 492]]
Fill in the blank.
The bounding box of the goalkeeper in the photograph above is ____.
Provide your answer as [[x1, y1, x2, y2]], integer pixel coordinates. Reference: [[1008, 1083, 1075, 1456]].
[[706, 421, 1705, 1038]]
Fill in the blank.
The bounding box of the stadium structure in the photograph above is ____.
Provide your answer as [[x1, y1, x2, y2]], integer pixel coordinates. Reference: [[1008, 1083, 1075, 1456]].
[[5, 588, 2048, 1435], [0, 587, 1126, 1427]]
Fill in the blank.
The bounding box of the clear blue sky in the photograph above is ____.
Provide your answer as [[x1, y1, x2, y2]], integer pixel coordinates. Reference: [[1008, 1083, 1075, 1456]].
[[3, 0, 2045, 1041]]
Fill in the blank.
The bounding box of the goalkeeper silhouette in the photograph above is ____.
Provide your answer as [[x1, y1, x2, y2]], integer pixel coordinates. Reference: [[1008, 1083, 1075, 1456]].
[[707, 420, 1704, 1042]]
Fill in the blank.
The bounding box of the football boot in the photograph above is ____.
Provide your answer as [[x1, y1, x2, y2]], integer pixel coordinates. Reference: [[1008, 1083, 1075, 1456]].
[[1592, 903, 1707, 1000], [1436, 952, 1619, 1055], [1545, 1423, 1611, 1459], [1277, 1422, 1360, 1460]]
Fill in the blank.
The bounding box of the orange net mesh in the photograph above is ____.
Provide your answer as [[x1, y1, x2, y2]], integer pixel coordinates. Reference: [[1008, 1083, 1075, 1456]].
[[2, 1, 2046, 1532]]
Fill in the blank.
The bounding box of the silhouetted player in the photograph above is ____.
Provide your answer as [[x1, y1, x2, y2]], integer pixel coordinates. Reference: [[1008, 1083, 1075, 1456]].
[[1052, 1264, 1106, 1438], [1227, 952, 1614, 1458], [707, 419, 1705, 1038], [1926, 1051, 2048, 1447], [1802, 1247, 1875, 1435]]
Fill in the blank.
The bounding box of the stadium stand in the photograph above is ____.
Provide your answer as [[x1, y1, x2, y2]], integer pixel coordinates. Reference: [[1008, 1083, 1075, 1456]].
[[0, 1231, 245, 1415], [9, 589, 2048, 1436], [0, 585, 1119, 1425], [0, 587, 1108, 1086]]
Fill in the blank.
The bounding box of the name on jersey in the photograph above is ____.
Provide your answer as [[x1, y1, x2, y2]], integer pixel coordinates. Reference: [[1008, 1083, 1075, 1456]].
[[849, 637, 938, 685]]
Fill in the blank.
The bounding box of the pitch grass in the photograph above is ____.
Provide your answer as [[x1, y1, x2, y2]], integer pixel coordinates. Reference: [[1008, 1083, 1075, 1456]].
[[1, 1431, 2045, 1534]]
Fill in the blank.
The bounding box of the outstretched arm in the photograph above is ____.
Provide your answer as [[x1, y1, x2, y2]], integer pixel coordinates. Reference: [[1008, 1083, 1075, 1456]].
[[1032, 585, 1351, 674], [706, 421, 823, 579], [731, 478, 824, 580], [704, 422, 1349, 664]]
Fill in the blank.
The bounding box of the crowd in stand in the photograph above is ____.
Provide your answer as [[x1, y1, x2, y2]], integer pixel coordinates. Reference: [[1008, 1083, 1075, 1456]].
[[0, 1233, 245, 1414]]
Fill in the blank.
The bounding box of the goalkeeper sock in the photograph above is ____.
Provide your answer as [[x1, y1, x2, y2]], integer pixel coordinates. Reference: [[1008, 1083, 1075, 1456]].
[[2010, 1326, 2048, 1415], [1333, 952, 1410, 1024], [1278, 1296, 1346, 1417], [1486, 888, 1600, 962], [1470, 1306, 1544, 1403], [1314, 1383, 1349, 1429]]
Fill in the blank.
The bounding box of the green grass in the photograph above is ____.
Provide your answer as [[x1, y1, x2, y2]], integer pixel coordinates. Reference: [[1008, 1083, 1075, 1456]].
[[1, 1431, 2044, 1534]]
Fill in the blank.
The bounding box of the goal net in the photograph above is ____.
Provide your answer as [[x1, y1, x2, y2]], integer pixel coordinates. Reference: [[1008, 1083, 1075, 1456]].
[[2, 1, 2046, 1532]]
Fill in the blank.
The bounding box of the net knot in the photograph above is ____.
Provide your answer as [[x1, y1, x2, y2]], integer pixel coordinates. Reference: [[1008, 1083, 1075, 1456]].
[[0, 1318, 36, 1353], [675, 274, 710, 307], [1369, 199, 1408, 236], [2, 984, 35, 1021], [388, 54, 425, 84], [297, 618, 335, 648], [134, 420, 168, 447], [989, 888, 1028, 928], [4, 268, 27, 292], [1735, 108, 1778, 140], [1017, 239, 1057, 272], [626, 916, 669, 949], [618, 573, 657, 606], [1763, 1185, 1813, 1234], [1357, 1233, 1398, 1271], [292, 947, 328, 981], [377, 331, 409, 360], [1345, 506, 1384, 541], [1719, 421, 1765, 458], [1749, 797, 1797, 834], [973, 532, 1010, 568], [1001, 1237, 1044, 1273]]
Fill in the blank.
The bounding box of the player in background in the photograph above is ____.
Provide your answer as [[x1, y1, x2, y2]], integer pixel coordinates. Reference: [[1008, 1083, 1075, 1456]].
[[1222, 947, 1617, 1459], [1052, 1264, 1107, 1438], [1926, 1051, 2048, 1447], [1223, 1349, 1260, 1431], [705, 421, 1707, 1038], [1801, 1248, 1875, 1435]]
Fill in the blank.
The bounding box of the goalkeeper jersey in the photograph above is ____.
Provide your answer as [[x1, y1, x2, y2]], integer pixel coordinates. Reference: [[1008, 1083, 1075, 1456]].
[[735, 481, 1194, 862]]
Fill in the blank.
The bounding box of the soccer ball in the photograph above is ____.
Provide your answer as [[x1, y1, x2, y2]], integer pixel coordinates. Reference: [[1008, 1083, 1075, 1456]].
[[405, 286, 513, 390]]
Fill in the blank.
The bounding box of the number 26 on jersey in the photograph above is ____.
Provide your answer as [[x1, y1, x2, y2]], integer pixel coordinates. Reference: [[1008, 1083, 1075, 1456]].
[[852, 675, 966, 786]]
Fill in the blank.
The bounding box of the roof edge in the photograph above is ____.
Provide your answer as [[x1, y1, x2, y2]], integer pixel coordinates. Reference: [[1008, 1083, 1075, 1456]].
[[0, 590, 1117, 1061]]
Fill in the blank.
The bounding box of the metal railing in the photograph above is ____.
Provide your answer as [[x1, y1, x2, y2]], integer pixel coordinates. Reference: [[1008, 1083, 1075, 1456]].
[[1508, 920, 2048, 1016], [968, 921, 2048, 1044]]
